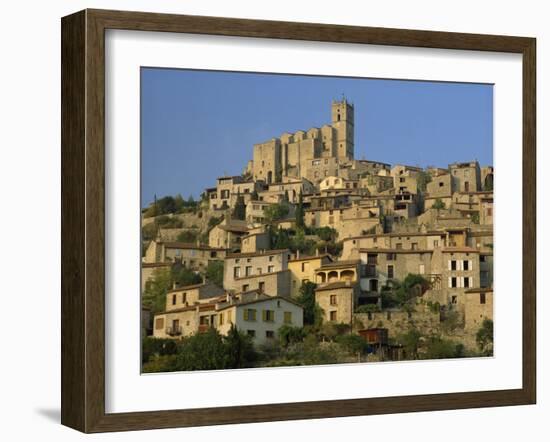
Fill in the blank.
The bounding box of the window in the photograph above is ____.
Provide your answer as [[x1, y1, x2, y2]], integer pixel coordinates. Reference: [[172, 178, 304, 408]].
[[172, 294, 177, 305], [464, 277, 470, 288], [266, 330, 275, 339], [284, 311, 292, 324], [396, 243, 402, 249], [451, 295, 458, 304], [242, 284, 249, 292], [411, 243, 418, 250], [367, 253, 377, 265], [301, 262, 308, 272], [219, 313, 224, 326], [247, 330, 256, 337], [258, 281, 265, 292], [182, 292, 187, 303], [245, 266, 252, 276], [386, 253, 396, 261], [269, 255, 274, 262], [268, 265, 274, 273], [439, 182, 444, 187], [243, 309, 257, 321], [155, 318, 164, 330], [330, 311, 337, 321], [433, 240, 439, 248], [480, 293, 486, 304], [387, 265, 394, 279], [450, 277, 458, 288], [400, 177, 405, 183], [463, 260, 469, 271], [233, 267, 241, 278], [263, 310, 275, 322], [330, 295, 337, 305], [451, 260, 457, 271]]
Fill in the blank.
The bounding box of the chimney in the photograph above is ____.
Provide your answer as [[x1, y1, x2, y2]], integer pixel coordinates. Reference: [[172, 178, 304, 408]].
[[316, 248, 319, 257], [172, 281, 177, 290], [296, 249, 300, 260]]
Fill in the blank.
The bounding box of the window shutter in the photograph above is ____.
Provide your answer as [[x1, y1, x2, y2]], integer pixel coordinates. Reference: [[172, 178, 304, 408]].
[[262, 310, 267, 321], [448, 277, 452, 288], [458, 277, 463, 288], [469, 276, 473, 288], [469, 260, 473, 271], [458, 260, 463, 271], [448, 260, 452, 271], [243, 309, 248, 321]]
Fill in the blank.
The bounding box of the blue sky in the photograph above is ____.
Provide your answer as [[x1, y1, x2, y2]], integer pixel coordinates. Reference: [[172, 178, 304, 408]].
[[141, 68, 493, 207]]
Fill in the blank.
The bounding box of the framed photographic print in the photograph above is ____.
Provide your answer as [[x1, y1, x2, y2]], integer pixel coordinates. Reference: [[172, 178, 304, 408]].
[[61, 9, 536, 433]]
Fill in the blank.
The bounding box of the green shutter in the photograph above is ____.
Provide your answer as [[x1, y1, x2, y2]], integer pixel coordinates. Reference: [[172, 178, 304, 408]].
[[262, 310, 267, 321], [243, 309, 248, 321]]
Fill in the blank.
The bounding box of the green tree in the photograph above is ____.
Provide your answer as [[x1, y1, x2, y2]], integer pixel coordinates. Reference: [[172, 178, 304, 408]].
[[335, 334, 368, 355], [397, 328, 422, 360], [393, 273, 430, 306], [174, 194, 185, 212], [232, 192, 246, 220], [471, 212, 480, 224], [173, 329, 228, 371], [296, 281, 323, 326], [423, 336, 465, 360], [476, 319, 494, 355], [171, 266, 202, 287], [176, 230, 198, 243], [205, 260, 224, 287], [278, 325, 306, 347], [416, 170, 432, 192], [264, 202, 290, 223], [224, 325, 257, 369], [142, 267, 173, 314], [432, 198, 446, 210], [295, 190, 305, 229]]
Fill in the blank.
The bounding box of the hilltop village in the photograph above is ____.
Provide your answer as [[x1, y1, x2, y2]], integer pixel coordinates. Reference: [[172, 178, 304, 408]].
[[141, 100, 494, 371]]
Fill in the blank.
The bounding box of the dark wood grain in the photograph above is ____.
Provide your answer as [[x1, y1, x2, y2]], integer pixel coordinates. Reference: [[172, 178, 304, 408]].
[[61, 9, 537, 433], [61, 10, 86, 431]]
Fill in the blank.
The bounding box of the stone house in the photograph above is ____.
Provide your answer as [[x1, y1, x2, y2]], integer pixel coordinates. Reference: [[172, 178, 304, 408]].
[[287, 253, 332, 298], [223, 249, 291, 296], [449, 161, 481, 193], [152, 283, 226, 339], [245, 200, 274, 223], [208, 218, 250, 251], [154, 289, 304, 346], [240, 231, 271, 254], [206, 175, 263, 211], [425, 173, 453, 208], [464, 288, 493, 331], [480, 196, 494, 225], [216, 292, 304, 345], [315, 281, 359, 324], [143, 239, 226, 270]]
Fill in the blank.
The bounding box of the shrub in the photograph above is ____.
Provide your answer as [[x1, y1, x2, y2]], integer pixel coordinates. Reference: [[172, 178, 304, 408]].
[[335, 334, 368, 355], [355, 304, 380, 314], [432, 198, 446, 210]]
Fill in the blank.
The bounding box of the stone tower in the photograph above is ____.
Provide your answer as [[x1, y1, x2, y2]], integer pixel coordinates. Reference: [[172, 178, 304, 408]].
[[331, 99, 355, 160]]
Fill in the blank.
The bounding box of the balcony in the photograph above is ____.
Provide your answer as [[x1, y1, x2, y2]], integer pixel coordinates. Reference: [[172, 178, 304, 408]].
[[165, 326, 182, 336]]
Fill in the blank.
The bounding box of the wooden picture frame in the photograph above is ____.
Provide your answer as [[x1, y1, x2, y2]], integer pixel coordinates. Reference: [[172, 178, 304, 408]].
[[61, 9, 536, 433]]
